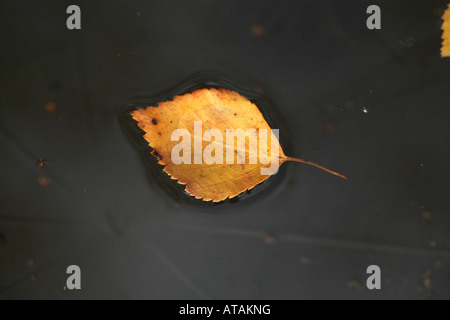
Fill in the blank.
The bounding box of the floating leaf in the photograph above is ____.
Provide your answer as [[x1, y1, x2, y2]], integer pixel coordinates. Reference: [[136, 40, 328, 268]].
[[131, 88, 347, 202], [442, 3, 450, 58]]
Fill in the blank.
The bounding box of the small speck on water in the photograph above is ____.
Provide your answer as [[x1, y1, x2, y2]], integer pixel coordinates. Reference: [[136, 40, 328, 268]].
[[423, 278, 431, 290], [421, 211, 433, 223], [299, 257, 311, 264], [399, 36, 415, 48], [347, 280, 363, 290], [37, 159, 47, 168], [426, 239, 437, 248], [37, 174, 51, 188], [263, 234, 277, 244], [44, 101, 56, 114], [250, 24, 265, 37]]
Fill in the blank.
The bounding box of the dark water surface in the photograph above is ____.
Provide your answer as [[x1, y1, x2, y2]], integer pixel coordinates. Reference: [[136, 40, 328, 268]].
[[1, 0, 450, 299]]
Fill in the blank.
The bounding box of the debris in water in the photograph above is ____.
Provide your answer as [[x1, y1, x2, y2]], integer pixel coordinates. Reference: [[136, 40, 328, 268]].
[[299, 257, 311, 264], [263, 234, 277, 244], [37, 174, 51, 188], [250, 24, 265, 37], [44, 101, 57, 114], [421, 211, 433, 223], [37, 159, 47, 168]]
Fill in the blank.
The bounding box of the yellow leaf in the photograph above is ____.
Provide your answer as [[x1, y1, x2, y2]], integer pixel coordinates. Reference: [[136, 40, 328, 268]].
[[442, 3, 450, 58], [131, 88, 347, 202]]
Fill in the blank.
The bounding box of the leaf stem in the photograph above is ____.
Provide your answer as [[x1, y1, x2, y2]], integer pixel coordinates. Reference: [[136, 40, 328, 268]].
[[283, 156, 348, 180]]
